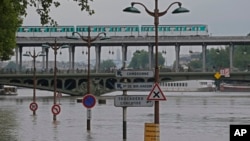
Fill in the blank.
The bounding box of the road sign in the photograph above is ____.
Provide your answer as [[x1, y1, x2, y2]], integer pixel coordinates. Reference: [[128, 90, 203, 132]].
[[82, 94, 96, 108], [51, 104, 61, 115], [147, 83, 166, 101], [214, 72, 221, 79], [115, 70, 154, 78], [115, 82, 153, 91], [114, 95, 153, 107], [29, 102, 38, 112], [220, 68, 230, 77], [144, 123, 159, 141]]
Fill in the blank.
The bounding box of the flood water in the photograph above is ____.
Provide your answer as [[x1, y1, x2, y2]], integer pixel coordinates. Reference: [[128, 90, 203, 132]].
[[0, 89, 250, 141]]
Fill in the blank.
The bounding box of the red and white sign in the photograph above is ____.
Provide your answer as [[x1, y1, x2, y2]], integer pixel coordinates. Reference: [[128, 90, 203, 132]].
[[224, 68, 230, 77], [220, 68, 230, 77], [147, 83, 167, 101], [51, 104, 61, 115], [29, 102, 38, 112]]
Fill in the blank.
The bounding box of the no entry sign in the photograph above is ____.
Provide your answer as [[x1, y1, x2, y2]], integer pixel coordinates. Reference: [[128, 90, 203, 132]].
[[51, 104, 61, 115], [29, 102, 38, 112], [82, 94, 96, 108]]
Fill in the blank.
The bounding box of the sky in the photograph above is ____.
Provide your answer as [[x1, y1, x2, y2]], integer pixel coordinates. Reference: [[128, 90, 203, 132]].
[[15, 0, 250, 65]]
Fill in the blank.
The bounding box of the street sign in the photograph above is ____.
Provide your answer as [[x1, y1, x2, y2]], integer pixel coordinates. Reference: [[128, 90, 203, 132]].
[[114, 95, 154, 107], [147, 83, 166, 101], [82, 94, 96, 108], [220, 68, 230, 77], [144, 123, 159, 141], [214, 72, 221, 79], [51, 104, 61, 115], [29, 102, 38, 112], [115, 82, 153, 91], [115, 70, 154, 78]]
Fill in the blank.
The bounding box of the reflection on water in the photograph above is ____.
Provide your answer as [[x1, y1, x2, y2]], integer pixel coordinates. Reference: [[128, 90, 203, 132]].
[[0, 89, 250, 141], [0, 108, 18, 141]]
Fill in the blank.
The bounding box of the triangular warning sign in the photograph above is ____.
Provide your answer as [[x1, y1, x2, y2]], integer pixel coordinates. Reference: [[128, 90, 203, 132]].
[[147, 83, 166, 101]]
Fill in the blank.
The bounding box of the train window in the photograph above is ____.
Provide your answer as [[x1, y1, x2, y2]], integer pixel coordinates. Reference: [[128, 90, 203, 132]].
[[134, 27, 139, 31], [200, 26, 206, 31], [17, 28, 23, 32]]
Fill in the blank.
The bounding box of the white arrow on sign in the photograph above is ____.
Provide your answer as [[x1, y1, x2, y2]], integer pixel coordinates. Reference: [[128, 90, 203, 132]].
[[115, 82, 153, 91], [114, 95, 154, 107], [115, 70, 154, 78]]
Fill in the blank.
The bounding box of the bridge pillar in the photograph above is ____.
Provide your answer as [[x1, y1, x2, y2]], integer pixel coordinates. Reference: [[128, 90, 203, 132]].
[[95, 45, 101, 73], [121, 44, 127, 69], [15, 46, 19, 73], [71, 46, 75, 72], [229, 43, 234, 72], [68, 47, 72, 72], [148, 44, 154, 69], [18, 46, 23, 73], [42, 46, 46, 70], [45, 47, 49, 72], [202, 44, 207, 72], [175, 44, 180, 72]]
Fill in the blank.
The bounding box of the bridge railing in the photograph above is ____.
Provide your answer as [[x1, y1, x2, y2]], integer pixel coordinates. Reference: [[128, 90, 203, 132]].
[[0, 68, 246, 74]]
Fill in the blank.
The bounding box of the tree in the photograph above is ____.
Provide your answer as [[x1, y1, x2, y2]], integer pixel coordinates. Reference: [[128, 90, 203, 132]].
[[0, 0, 22, 60], [187, 46, 250, 71], [100, 59, 116, 72], [17, 0, 94, 25], [128, 50, 165, 69], [0, 0, 94, 61]]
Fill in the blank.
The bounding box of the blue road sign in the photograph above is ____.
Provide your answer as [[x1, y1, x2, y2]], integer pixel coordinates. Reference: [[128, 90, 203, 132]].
[[82, 94, 96, 108]]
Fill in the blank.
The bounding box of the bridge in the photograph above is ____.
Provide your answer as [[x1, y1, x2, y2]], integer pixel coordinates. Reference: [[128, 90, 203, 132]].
[[2, 24, 250, 95], [1, 71, 250, 96], [13, 24, 250, 74], [15, 35, 250, 73]]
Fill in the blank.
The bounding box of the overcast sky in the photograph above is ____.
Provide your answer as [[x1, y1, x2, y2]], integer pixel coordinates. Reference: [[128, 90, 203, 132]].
[[18, 0, 250, 65]]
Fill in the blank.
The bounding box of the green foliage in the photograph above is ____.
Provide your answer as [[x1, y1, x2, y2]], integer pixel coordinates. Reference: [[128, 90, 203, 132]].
[[188, 45, 250, 71], [19, 0, 94, 25], [0, 0, 94, 60], [0, 0, 22, 60], [100, 59, 116, 71], [4, 61, 17, 70], [233, 45, 250, 71], [128, 50, 165, 69]]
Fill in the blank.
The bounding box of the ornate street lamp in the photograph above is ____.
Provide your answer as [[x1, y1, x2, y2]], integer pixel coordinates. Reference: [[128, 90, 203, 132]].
[[42, 39, 70, 121], [67, 26, 109, 131], [123, 0, 189, 125], [23, 49, 45, 116]]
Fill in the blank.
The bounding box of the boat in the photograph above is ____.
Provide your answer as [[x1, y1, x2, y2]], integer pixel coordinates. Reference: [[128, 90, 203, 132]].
[[220, 82, 250, 92], [0, 85, 18, 95], [159, 80, 216, 92]]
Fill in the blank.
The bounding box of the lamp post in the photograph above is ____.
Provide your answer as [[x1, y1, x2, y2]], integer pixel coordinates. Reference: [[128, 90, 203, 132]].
[[123, 0, 189, 124], [68, 26, 109, 131], [23, 49, 45, 116], [42, 38, 69, 121]]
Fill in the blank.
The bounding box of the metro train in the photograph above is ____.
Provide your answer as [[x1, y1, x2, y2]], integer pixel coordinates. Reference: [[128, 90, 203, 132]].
[[16, 24, 209, 37]]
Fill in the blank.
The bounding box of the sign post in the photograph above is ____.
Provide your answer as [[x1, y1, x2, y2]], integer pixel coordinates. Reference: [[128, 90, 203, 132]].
[[115, 82, 153, 91], [116, 70, 154, 78], [144, 123, 159, 141], [82, 94, 96, 131], [29, 102, 38, 112], [114, 95, 153, 107], [51, 104, 61, 116], [115, 68, 155, 140]]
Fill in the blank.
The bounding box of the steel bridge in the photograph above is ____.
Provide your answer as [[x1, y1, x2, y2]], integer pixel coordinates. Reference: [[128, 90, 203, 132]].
[[15, 35, 250, 73], [1, 71, 250, 96]]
